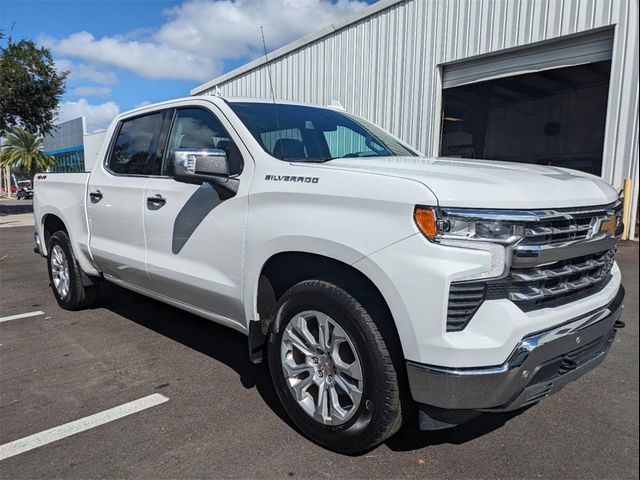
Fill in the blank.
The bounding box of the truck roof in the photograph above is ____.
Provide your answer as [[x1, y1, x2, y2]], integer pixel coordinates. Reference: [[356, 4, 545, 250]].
[[123, 95, 336, 119], [221, 97, 336, 109]]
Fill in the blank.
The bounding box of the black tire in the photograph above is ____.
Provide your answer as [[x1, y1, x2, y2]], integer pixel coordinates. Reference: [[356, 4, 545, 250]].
[[46, 230, 99, 310], [267, 280, 405, 454]]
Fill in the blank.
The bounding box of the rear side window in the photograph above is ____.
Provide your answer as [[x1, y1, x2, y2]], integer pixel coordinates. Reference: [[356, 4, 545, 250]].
[[109, 113, 163, 175]]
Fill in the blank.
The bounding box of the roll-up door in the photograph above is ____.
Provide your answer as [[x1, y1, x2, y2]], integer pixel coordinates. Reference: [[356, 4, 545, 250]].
[[439, 29, 614, 176], [442, 29, 614, 89]]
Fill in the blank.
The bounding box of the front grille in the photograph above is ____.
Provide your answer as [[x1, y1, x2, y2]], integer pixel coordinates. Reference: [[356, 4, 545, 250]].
[[447, 249, 615, 331], [520, 215, 594, 245], [507, 249, 615, 310], [518, 203, 621, 247]]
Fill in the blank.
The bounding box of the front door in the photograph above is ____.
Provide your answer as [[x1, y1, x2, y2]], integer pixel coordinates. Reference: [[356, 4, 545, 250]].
[[87, 111, 165, 286], [142, 105, 251, 326]]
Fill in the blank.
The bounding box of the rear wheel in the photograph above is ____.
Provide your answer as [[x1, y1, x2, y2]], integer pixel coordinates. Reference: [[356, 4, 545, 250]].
[[267, 280, 405, 454], [47, 230, 99, 310]]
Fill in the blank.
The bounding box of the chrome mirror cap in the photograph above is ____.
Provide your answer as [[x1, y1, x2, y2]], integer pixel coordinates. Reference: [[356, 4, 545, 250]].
[[171, 148, 229, 179]]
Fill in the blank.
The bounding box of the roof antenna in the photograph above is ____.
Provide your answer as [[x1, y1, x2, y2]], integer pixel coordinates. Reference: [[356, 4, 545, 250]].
[[260, 26, 284, 160]]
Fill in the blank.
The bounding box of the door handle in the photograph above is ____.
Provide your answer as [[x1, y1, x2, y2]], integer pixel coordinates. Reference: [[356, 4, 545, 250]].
[[146, 194, 166, 209], [89, 190, 103, 203]]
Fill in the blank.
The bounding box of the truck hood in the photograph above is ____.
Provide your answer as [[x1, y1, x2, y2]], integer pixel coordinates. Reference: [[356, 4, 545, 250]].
[[317, 157, 618, 209]]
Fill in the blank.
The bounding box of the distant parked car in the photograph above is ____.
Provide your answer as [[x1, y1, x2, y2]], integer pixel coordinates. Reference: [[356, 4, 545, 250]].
[[16, 181, 33, 200], [17, 187, 33, 200]]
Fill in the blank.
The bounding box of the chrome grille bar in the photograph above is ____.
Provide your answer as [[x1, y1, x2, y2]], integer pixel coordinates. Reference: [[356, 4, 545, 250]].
[[508, 250, 615, 303], [511, 250, 615, 283], [512, 201, 621, 267]]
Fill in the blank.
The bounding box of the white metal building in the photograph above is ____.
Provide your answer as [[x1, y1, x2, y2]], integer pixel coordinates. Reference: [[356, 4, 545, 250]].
[[192, 0, 639, 239]]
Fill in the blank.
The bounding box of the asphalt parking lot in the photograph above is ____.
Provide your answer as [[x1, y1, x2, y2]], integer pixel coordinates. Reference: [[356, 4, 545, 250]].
[[1, 225, 638, 479], [0, 200, 34, 229]]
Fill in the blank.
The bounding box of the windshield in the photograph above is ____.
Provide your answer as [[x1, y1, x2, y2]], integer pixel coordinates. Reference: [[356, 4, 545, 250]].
[[228, 102, 417, 162]]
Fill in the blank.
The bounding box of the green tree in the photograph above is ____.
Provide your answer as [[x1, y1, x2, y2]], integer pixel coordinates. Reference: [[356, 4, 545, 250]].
[[0, 127, 56, 178], [0, 32, 68, 137]]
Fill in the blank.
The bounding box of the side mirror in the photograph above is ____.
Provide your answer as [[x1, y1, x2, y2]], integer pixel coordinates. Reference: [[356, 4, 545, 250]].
[[171, 148, 229, 181]]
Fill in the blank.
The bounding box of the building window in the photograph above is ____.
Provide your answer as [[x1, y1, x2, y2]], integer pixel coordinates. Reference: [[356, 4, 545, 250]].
[[49, 149, 85, 173], [440, 60, 611, 176]]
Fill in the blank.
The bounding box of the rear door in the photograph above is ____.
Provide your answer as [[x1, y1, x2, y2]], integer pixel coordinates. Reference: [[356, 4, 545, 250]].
[[142, 104, 252, 326], [87, 110, 167, 286]]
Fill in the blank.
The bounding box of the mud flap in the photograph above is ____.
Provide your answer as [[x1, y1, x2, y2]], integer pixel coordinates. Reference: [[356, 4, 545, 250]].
[[248, 320, 266, 364]]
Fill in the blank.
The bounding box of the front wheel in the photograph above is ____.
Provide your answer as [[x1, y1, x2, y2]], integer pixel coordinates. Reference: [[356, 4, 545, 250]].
[[46, 230, 99, 310], [267, 280, 405, 454]]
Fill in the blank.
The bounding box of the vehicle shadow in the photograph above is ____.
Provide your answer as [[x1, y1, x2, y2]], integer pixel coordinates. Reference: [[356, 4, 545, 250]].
[[98, 282, 296, 430], [385, 407, 530, 452], [98, 281, 529, 453]]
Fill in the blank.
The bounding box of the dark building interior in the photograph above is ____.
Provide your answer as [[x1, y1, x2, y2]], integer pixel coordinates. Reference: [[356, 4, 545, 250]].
[[440, 60, 612, 176]]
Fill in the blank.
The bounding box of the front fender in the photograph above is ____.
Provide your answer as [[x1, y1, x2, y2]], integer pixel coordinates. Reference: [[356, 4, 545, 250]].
[[242, 236, 367, 324]]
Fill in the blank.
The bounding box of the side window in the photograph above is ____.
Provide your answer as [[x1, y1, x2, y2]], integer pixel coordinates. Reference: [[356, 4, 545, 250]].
[[165, 108, 243, 175], [109, 113, 164, 175]]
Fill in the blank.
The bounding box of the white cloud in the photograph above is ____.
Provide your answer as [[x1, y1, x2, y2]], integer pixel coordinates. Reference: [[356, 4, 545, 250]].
[[155, 0, 367, 58], [43, 0, 368, 82], [55, 58, 118, 85], [73, 86, 112, 97], [57, 98, 120, 132], [134, 100, 153, 109], [48, 31, 218, 81]]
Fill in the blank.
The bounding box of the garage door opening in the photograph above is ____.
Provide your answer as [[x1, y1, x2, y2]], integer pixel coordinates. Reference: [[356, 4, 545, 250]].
[[440, 60, 611, 175]]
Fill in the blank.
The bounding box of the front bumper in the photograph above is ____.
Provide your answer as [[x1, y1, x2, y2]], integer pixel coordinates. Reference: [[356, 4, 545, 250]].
[[407, 286, 625, 411]]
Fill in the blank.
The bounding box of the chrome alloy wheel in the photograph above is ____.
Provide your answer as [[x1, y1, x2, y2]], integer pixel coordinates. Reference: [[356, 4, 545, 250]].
[[50, 244, 70, 299], [280, 310, 364, 426]]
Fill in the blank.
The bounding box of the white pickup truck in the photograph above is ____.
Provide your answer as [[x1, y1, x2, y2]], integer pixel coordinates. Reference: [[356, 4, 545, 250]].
[[34, 96, 626, 453]]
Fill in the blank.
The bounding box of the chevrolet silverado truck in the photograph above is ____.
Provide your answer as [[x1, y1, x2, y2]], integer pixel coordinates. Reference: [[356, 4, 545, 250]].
[[33, 96, 626, 453]]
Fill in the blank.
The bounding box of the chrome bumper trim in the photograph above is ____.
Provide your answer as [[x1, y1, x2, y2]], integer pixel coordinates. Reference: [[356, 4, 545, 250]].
[[407, 286, 625, 411]]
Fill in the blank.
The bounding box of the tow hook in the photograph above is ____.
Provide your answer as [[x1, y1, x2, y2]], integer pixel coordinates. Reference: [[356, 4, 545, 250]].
[[614, 320, 626, 329]]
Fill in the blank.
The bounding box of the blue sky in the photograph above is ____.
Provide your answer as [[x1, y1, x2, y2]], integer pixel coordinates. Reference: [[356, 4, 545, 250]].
[[1, 0, 376, 131]]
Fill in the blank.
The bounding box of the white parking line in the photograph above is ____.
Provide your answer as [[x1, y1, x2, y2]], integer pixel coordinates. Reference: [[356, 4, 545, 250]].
[[0, 311, 45, 323], [0, 393, 169, 461]]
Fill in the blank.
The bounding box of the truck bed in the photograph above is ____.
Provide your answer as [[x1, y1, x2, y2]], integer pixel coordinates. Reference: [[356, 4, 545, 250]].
[[33, 172, 95, 274]]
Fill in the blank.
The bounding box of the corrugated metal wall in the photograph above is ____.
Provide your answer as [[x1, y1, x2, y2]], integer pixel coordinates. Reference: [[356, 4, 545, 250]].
[[200, 0, 639, 237]]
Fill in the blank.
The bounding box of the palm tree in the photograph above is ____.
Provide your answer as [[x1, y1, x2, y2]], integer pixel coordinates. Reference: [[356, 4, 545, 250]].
[[0, 127, 56, 179]]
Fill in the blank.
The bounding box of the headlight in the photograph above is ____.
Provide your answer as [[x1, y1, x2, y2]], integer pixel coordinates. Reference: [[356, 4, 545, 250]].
[[414, 206, 525, 280], [414, 207, 524, 244]]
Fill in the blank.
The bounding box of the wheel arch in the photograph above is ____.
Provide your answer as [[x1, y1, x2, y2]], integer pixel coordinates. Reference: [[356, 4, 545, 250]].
[[249, 250, 407, 368], [38, 208, 101, 278], [42, 213, 68, 252]]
